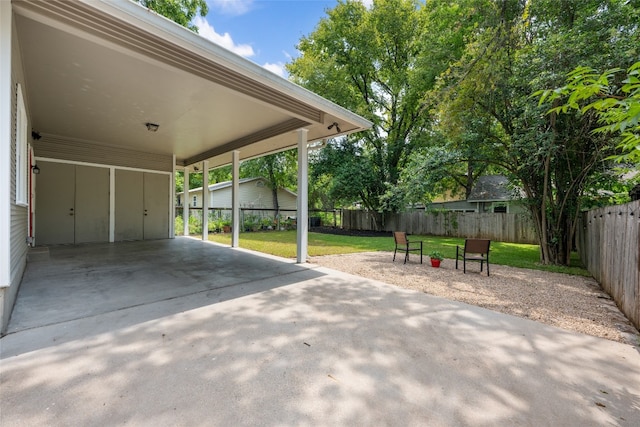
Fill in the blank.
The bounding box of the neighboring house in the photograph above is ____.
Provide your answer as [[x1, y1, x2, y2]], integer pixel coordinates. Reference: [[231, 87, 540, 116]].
[[428, 175, 526, 213], [176, 177, 297, 210], [0, 1, 370, 334]]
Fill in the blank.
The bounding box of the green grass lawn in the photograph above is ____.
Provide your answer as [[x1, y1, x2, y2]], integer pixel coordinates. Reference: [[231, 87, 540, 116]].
[[207, 230, 590, 276]]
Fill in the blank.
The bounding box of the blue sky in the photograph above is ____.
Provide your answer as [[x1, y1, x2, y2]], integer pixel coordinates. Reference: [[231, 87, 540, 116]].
[[193, 0, 371, 77]]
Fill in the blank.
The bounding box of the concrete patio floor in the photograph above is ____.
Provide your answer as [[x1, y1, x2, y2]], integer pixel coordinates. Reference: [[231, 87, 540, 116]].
[[1, 237, 639, 426]]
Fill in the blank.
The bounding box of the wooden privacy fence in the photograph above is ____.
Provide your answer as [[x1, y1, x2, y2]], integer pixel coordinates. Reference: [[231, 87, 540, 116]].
[[342, 210, 538, 244], [576, 200, 640, 330]]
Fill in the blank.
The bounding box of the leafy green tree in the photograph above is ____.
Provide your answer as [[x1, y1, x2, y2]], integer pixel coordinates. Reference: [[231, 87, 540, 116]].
[[289, 0, 442, 211], [538, 62, 640, 165], [436, 0, 639, 265], [310, 139, 381, 211], [133, 0, 208, 32]]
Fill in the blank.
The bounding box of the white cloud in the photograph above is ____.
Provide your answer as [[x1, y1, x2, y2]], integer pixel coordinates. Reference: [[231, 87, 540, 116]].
[[360, 0, 373, 8], [262, 62, 286, 78], [210, 0, 254, 16], [193, 16, 255, 58]]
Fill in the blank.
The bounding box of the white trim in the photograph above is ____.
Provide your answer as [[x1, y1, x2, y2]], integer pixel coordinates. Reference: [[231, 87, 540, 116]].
[[109, 167, 115, 242], [34, 156, 172, 176], [0, 0, 12, 287], [15, 84, 28, 206], [201, 160, 209, 241], [170, 154, 175, 239], [231, 151, 240, 248], [296, 129, 309, 263], [183, 167, 189, 236]]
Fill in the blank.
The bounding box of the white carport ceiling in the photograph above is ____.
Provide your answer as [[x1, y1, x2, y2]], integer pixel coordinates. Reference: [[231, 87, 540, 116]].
[[12, 0, 370, 170]]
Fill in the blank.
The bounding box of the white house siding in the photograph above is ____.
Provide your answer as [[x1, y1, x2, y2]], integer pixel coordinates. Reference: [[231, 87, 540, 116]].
[[2, 20, 29, 334], [33, 136, 173, 172], [181, 179, 297, 210], [274, 189, 297, 210]]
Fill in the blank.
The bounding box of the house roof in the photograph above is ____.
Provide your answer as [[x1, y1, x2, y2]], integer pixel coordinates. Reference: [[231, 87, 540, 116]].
[[178, 177, 297, 197], [12, 0, 371, 171], [467, 175, 518, 203]]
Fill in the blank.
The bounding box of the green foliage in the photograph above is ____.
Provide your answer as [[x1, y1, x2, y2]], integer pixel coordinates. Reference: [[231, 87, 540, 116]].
[[134, 0, 208, 32], [206, 231, 588, 276], [311, 139, 382, 211], [428, 250, 444, 261], [435, 0, 639, 265], [289, 0, 444, 211], [537, 62, 640, 165]]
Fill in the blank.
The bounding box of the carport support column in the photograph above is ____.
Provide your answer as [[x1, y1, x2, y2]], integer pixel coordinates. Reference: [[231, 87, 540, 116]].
[[0, 0, 11, 288], [183, 167, 189, 236], [231, 150, 240, 248], [201, 161, 209, 241], [296, 129, 309, 263]]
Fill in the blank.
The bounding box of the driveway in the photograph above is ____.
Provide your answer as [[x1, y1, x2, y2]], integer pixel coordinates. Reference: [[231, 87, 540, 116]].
[[1, 237, 639, 426]]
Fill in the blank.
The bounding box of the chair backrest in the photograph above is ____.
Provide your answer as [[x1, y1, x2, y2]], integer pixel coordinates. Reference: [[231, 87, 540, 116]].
[[464, 239, 490, 254], [394, 231, 408, 245]]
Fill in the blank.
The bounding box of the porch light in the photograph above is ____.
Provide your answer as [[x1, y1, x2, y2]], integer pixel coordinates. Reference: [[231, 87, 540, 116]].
[[32, 164, 40, 174], [145, 122, 159, 132]]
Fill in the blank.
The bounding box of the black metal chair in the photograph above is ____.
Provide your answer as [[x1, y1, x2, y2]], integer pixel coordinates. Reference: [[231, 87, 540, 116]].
[[393, 231, 423, 264], [455, 239, 491, 276]]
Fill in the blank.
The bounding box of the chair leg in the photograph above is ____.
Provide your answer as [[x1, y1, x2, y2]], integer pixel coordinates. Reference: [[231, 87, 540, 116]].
[[420, 242, 423, 264], [404, 248, 408, 264], [463, 258, 466, 274], [393, 247, 397, 262]]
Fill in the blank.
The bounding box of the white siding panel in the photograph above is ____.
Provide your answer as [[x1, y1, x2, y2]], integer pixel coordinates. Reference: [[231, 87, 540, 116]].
[[10, 81, 28, 283], [4, 50, 28, 333], [33, 135, 173, 172], [277, 190, 297, 210], [213, 187, 233, 208]]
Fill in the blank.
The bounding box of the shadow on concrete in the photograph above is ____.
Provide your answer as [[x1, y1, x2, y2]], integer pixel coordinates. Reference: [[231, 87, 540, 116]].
[[2, 237, 324, 357], [1, 239, 640, 425]]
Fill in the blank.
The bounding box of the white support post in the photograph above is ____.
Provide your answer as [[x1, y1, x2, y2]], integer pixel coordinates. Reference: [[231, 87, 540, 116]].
[[296, 129, 309, 263], [202, 161, 209, 241], [0, 0, 12, 288], [109, 167, 115, 242], [231, 150, 240, 247], [183, 167, 190, 236], [170, 155, 176, 239]]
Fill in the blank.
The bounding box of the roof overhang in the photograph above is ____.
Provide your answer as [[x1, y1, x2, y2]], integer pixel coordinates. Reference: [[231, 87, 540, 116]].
[[12, 0, 371, 171]]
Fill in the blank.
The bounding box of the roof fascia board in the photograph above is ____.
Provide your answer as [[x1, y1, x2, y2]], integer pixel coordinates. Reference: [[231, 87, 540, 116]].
[[182, 118, 310, 166]]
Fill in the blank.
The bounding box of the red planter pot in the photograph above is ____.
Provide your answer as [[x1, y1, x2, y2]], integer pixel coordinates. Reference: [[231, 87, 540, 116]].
[[430, 259, 441, 268]]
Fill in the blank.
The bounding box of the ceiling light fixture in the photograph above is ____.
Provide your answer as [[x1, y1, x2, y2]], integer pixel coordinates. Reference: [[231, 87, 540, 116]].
[[145, 122, 160, 132], [327, 122, 341, 133]]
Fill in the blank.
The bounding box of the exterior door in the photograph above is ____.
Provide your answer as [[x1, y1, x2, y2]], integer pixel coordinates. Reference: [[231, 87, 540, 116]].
[[75, 165, 109, 243], [35, 162, 75, 245], [115, 170, 169, 241], [35, 162, 110, 245], [115, 169, 143, 241], [143, 172, 169, 239]]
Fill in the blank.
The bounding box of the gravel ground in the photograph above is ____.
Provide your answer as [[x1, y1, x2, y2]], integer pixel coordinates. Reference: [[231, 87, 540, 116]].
[[309, 251, 640, 346]]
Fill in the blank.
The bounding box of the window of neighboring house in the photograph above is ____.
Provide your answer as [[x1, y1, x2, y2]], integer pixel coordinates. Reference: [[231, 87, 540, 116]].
[[177, 195, 181, 206], [15, 83, 28, 206], [493, 205, 507, 213], [193, 195, 197, 207]]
